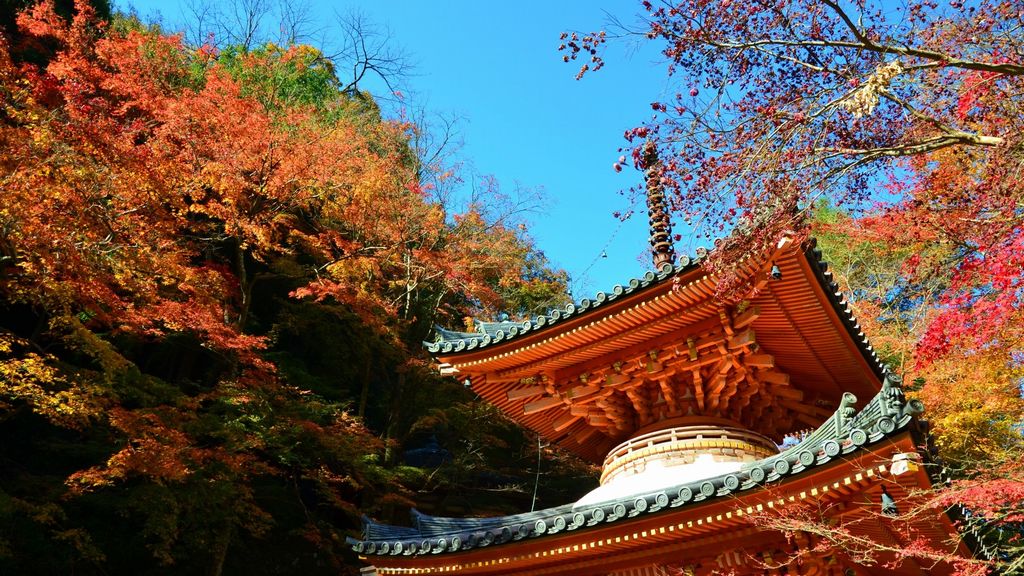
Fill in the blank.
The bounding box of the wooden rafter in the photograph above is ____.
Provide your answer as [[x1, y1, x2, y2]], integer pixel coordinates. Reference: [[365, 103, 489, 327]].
[[500, 313, 833, 441]]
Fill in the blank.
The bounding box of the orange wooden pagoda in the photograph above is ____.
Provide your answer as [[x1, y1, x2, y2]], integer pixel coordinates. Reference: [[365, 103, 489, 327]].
[[350, 153, 968, 574]]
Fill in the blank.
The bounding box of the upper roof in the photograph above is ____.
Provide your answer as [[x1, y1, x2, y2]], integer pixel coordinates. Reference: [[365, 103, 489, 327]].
[[424, 238, 892, 462]]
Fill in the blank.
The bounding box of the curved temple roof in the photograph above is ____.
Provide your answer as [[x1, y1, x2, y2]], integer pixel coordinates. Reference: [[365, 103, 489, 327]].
[[423, 239, 894, 463], [425, 257, 692, 356], [350, 374, 923, 558], [424, 240, 888, 384]]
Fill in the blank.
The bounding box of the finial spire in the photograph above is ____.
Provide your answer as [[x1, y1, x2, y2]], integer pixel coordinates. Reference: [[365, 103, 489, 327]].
[[643, 141, 676, 269]]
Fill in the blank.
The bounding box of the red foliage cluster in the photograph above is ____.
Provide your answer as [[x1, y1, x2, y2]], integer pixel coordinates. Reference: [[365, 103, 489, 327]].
[[562, 0, 1023, 300]]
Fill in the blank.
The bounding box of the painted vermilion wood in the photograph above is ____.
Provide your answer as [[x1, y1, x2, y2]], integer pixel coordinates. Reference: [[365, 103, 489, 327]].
[[437, 244, 884, 461]]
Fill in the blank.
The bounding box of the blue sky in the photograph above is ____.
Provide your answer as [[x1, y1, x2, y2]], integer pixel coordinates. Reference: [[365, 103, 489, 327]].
[[119, 0, 687, 296]]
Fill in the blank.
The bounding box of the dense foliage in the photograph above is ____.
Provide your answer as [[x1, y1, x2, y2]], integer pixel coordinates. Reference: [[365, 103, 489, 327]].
[[5, 0, 1023, 573], [0, 3, 592, 574]]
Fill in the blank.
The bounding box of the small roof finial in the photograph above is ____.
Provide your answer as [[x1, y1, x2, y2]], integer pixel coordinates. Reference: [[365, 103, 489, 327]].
[[643, 141, 676, 270]]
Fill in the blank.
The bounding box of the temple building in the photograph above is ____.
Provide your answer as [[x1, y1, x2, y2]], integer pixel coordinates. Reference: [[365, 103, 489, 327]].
[[349, 149, 968, 574]]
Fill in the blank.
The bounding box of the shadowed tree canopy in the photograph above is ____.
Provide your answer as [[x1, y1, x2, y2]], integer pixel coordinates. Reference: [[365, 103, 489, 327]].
[[0, 2, 590, 575]]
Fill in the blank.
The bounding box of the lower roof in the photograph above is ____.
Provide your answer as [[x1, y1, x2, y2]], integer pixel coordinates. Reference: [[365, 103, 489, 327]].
[[352, 374, 925, 562]]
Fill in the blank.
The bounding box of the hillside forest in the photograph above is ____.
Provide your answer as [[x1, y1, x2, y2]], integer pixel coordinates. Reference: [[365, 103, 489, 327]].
[[0, 2, 596, 574], [1, 1, 1023, 575]]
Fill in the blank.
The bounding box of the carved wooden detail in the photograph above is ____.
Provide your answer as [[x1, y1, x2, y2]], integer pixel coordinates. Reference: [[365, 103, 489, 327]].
[[507, 306, 826, 440]]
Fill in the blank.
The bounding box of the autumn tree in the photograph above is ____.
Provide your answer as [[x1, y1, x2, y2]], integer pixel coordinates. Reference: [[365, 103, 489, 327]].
[[565, 0, 1022, 283], [810, 205, 1024, 574], [0, 2, 575, 574], [566, 0, 1024, 571]]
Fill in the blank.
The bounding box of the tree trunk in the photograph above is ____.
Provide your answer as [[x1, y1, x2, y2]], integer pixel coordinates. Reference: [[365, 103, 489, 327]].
[[235, 243, 253, 330], [209, 522, 234, 576], [383, 370, 406, 465], [358, 356, 371, 419]]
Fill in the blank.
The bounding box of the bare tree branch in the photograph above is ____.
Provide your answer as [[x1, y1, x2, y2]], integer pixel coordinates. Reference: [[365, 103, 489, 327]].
[[326, 10, 414, 98]]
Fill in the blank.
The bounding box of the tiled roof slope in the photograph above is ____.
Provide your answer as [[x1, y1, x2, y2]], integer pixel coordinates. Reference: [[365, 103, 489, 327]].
[[425, 257, 697, 356], [425, 241, 888, 382], [350, 374, 922, 557]]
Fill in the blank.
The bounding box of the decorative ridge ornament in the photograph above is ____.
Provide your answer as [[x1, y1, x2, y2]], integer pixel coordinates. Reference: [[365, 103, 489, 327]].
[[643, 140, 676, 269]]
